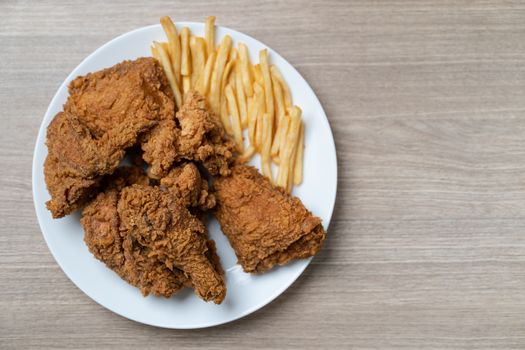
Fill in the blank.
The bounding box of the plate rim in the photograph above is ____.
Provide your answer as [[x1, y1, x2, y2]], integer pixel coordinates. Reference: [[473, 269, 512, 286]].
[[31, 21, 338, 329]]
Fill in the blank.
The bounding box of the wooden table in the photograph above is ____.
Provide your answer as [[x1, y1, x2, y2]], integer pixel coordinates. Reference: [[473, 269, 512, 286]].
[[2, 1, 525, 348]]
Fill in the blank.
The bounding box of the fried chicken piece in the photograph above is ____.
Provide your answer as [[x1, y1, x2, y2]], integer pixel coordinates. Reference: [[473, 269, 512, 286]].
[[140, 91, 235, 179], [176, 91, 235, 176], [140, 119, 180, 179], [44, 154, 102, 218], [46, 111, 155, 178], [160, 162, 216, 210], [118, 185, 226, 304], [65, 57, 174, 138], [213, 165, 326, 273], [81, 167, 191, 298], [45, 57, 174, 217]]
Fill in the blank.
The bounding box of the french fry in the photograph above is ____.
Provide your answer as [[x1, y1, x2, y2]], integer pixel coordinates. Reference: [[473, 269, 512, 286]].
[[199, 52, 216, 96], [225, 84, 244, 152], [209, 35, 232, 116], [221, 49, 237, 95], [180, 27, 191, 76], [293, 121, 304, 185], [183, 76, 191, 97], [205, 16, 216, 56], [239, 145, 256, 162], [238, 43, 254, 97], [253, 83, 265, 150], [259, 49, 275, 135], [235, 60, 248, 128], [261, 113, 273, 182], [277, 106, 301, 190], [271, 65, 292, 109], [150, 45, 158, 58], [270, 74, 286, 156], [253, 64, 263, 84], [160, 16, 181, 86], [247, 96, 257, 145], [154, 41, 182, 109], [190, 36, 206, 90], [220, 93, 233, 135], [273, 113, 290, 160]]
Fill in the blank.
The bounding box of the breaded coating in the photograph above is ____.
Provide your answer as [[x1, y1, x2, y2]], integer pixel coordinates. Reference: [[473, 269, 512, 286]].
[[160, 162, 216, 210], [141, 91, 235, 179], [118, 185, 226, 304], [65, 57, 175, 137], [44, 57, 174, 218], [140, 119, 180, 179], [176, 91, 235, 177], [81, 167, 191, 298], [213, 165, 326, 273], [46, 111, 155, 178], [44, 154, 102, 218]]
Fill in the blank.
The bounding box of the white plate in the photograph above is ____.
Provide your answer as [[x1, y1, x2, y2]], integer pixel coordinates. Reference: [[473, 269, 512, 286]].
[[32, 22, 337, 329]]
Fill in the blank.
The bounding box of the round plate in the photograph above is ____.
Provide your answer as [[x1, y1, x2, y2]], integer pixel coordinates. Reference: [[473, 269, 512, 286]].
[[32, 22, 337, 329]]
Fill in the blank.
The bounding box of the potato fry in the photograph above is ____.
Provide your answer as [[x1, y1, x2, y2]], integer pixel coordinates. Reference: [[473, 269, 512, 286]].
[[261, 113, 273, 182], [271, 65, 292, 109], [277, 107, 301, 190], [205, 16, 216, 56], [150, 45, 158, 58], [190, 36, 206, 90], [259, 49, 275, 134], [247, 96, 257, 145], [255, 103, 263, 150], [160, 16, 181, 86], [272, 113, 290, 160], [225, 84, 244, 152], [221, 49, 237, 95], [220, 93, 233, 135], [199, 52, 216, 96], [209, 35, 232, 116], [293, 121, 304, 185], [239, 145, 256, 162], [180, 27, 191, 76], [253, 83, 265, 150], [238, 43, 254, 97], [234, 60, 248, 128], [253, 64, 263, 84], [183, 76, 191, 97], [154, 41, 182, 109], [270, 74, 286, 156]]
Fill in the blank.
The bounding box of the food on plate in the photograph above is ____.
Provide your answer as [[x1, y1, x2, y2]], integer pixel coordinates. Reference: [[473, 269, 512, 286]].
[[82, 167, 191, 297], [44, 57, 171, 217], [153, 16, 304, 192], [118, 184, 226, 304], [213, 165, 325, 273], [42, 15, 328, 306], [82, 165, 226, 303], [140, 91, 235, 179]]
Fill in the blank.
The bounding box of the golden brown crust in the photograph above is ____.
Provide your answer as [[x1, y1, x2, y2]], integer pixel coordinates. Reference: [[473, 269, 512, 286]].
[[81, 167, 191, 298], [213, 165, 326, 273], [44, 58, 175, 218], [118, 185, 226, 304], [175, 91, 236, 176], [160, 162, 216, 210]]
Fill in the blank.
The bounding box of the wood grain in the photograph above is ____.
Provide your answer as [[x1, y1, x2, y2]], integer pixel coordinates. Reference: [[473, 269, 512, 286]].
[[2, 0, 525, 348]]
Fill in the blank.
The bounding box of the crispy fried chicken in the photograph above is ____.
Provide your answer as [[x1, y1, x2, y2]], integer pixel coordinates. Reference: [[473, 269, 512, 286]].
[[44, 58, 175, 218], [213, 165, 326, 273]]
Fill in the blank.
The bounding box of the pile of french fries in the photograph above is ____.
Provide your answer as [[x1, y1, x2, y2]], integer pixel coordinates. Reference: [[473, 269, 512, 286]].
[[152, 16, 304, 192]]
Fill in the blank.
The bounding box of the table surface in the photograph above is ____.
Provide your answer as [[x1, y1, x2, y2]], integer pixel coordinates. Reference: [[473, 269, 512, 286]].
[[2, 1, 525, 349]]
